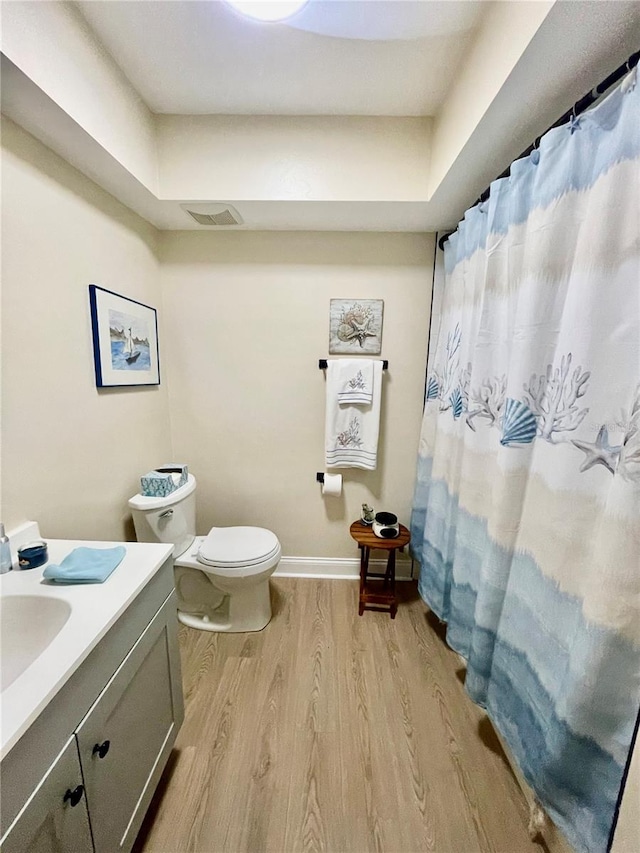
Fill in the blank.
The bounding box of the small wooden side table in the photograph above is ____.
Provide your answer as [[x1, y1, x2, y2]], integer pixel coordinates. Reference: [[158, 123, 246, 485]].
[[349, 520, 411, 619]]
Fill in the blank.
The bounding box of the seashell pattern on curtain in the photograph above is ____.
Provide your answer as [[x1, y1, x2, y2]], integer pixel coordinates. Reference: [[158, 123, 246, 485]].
[[411, 69, 640, 853]]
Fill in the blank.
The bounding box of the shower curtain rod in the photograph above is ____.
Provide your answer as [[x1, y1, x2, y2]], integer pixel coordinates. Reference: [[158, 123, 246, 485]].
[[438, 48, 640, 251]]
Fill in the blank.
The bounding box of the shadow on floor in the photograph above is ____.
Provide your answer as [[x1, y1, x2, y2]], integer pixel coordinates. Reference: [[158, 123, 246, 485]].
[[424, 608, 448, 644], [395, 579, 421, 605], [478, 716, 517, 777], [270, 581, 286, 618], [132, 749, 180, 853]]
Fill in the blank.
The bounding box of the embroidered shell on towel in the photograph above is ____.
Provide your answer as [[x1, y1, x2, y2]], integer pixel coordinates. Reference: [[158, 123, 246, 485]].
[[500, 398, 537, 446]]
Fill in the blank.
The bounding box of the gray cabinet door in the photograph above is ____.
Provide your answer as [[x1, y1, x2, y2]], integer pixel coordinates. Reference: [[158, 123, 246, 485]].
[[0, 736, 93, 853], [75, 594, 183, 853]]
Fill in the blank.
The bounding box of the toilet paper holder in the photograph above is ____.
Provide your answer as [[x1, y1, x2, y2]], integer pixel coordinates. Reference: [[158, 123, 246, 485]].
[[317, 472, 342, 497]]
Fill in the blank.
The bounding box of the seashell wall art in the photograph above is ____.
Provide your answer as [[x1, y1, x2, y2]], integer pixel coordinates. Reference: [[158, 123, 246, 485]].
[[329, 299, 384, 355]]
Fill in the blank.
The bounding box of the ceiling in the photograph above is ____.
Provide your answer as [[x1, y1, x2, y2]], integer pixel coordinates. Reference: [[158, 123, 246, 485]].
[[3, 1, 640, 232], [75, 0, 485, 116]]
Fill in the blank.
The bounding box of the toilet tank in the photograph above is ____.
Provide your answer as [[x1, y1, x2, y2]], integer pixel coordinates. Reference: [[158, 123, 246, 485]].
[[128, 474, 197, 557]]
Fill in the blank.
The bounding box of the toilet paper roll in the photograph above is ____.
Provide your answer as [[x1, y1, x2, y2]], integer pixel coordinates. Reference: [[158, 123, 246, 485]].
[[322, 473, 343, 497]]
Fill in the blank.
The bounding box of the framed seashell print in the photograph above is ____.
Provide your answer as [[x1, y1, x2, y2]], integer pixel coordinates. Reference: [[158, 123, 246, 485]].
[[329, 299, 384, 355]]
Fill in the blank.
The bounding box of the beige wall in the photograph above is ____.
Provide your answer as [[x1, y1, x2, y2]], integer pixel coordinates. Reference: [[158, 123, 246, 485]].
[[0, 120, 433, 554], [428, 0, 553, 196], [159, 231, 433, 558], [0, 1, 158, 192], [0, 118, 171, 540], [157, 115, 431, 202]]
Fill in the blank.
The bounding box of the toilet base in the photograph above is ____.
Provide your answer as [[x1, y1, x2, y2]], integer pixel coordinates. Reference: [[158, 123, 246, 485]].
[[174, 569, 273, 633], [177, 605, 269, 633]]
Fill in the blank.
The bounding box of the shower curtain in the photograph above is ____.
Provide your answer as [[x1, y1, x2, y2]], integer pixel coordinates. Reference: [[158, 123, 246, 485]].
[[411, 69, 639, 853]]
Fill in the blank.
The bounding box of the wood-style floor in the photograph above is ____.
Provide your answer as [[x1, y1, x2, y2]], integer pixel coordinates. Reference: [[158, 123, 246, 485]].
[[134, 579, 544, 853]]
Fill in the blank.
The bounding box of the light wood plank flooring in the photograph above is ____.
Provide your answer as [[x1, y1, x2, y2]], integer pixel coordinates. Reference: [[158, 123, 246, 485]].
[[134, 579, 544, 853]]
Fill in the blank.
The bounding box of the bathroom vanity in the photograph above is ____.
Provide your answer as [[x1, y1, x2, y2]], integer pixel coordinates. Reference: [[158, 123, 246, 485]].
[[0, 528, 183, 853]]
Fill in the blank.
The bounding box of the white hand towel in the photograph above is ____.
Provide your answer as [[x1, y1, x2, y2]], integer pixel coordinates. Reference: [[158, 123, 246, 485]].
[[334, 359, 374, 406], [325, 360, 383, 470]]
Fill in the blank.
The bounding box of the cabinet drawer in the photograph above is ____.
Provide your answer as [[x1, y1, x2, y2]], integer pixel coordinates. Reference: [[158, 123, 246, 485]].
[[0, 736, 92, 853], [75, 594, 181, 853]]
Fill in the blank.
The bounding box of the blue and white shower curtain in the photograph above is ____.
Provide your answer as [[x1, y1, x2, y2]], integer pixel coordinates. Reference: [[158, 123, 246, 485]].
[[411, 69, 639, 853]]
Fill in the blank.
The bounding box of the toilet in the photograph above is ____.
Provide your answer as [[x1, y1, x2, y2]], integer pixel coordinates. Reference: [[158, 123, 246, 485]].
[[128, 475, 281, 632]]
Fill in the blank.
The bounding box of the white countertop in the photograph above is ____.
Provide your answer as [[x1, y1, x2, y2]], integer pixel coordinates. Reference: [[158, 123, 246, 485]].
[[0, 533, 173, 761]]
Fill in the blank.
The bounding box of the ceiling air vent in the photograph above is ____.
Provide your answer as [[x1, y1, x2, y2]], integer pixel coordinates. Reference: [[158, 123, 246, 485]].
[[180, 203, 244, 227]]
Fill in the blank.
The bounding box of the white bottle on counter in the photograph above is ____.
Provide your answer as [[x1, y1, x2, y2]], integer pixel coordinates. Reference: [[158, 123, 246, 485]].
[[0, 523, 13, 573]]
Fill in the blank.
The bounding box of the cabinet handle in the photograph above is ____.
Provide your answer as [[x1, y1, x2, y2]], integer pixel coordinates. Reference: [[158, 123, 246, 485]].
[[92, 739, 111, 759], [63, 785, 84, 807]]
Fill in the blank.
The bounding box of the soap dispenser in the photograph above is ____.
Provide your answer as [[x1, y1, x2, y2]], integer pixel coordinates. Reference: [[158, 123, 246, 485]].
[[0, 523, 12, 573]]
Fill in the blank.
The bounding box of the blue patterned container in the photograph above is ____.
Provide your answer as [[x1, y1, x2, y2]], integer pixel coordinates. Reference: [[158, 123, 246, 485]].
[[140, 464, 188, 497]]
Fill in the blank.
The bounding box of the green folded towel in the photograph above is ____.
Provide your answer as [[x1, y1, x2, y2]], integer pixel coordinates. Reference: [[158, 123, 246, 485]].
[[43, 546, 126, 584]]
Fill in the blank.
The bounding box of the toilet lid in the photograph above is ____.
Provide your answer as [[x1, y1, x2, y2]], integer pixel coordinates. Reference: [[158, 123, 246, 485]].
[[197, 526, 280, 568]]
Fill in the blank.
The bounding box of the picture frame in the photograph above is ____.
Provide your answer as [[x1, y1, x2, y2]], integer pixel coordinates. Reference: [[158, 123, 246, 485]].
[[88, 285, 160, 387], [329, 299, 384, 355]]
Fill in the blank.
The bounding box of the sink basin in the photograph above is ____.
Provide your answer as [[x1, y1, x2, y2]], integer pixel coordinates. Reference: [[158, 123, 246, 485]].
[[1, 595, 72, 691]]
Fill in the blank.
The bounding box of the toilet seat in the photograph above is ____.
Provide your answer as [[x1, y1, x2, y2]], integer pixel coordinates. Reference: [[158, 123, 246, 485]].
[[195, 526, 281, 577]]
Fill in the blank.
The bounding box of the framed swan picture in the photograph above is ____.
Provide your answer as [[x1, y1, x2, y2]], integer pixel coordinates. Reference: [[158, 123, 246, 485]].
[[89, 285, 160, 387]]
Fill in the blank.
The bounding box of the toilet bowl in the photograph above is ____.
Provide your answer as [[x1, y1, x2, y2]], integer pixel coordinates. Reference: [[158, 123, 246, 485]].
[[174, 528, 281, 632], [128, 475, 281, 632]]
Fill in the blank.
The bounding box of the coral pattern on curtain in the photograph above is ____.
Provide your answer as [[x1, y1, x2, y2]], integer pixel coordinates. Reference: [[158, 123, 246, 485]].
[[411, 69, 640, 853]]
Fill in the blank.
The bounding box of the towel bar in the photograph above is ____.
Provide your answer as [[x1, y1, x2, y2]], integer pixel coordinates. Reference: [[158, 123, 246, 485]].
[[319, 359, 388, 370]]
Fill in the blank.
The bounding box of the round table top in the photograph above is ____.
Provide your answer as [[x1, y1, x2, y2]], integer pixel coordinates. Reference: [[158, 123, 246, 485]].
[[350, 520, 410, 550]]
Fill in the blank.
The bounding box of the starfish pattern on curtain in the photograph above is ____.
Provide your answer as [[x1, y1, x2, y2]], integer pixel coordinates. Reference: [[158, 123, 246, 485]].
[[411, 69, 640, 853]]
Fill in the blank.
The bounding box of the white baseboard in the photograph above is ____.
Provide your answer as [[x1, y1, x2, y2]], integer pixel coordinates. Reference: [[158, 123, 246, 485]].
[[274, 556, 415, 581]]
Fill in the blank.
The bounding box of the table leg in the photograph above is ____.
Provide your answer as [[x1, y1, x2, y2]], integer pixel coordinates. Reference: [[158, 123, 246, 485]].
[[359, 545, 369, 616], [383, 548, 395, 587], [385, 549, 397, 618]]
